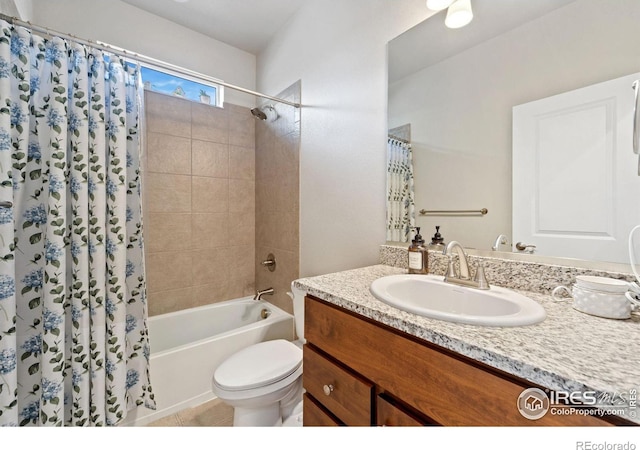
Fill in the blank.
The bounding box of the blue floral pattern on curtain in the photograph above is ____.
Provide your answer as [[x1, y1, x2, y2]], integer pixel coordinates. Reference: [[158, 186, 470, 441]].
[[386, 137, 415, 243], [0, 20, 155, 426]]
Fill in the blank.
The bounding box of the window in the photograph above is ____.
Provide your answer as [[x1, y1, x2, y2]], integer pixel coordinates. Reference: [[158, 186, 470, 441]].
[[138, 64, 223, 107]]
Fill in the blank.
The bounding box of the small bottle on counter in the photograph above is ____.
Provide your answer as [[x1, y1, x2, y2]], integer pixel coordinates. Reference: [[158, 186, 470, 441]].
[[408, 227, 428, 274], [428, 226, 445, 251]]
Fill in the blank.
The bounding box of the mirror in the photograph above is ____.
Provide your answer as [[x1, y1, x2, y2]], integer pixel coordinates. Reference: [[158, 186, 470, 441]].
[[387, 0, 640, 266]]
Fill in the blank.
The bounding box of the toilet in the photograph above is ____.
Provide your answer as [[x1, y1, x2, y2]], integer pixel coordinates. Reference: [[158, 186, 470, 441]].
[[211, 283, 306, 426]]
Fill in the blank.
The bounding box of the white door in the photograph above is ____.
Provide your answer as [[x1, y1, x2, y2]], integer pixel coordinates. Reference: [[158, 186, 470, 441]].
[[512, 72, 640, 264]]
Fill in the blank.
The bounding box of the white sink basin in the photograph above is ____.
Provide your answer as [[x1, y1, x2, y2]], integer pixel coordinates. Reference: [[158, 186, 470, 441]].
[[370, 274, 546, 327]]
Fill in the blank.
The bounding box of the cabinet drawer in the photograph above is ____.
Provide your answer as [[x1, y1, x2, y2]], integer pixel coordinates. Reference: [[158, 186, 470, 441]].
[[377, 394, 429, 426], [303, 394, 341, 426], [303, 344, 373, 426]]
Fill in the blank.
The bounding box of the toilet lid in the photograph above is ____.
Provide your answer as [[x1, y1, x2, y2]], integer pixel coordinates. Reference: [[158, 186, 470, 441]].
[[214, 339, 302, 391]]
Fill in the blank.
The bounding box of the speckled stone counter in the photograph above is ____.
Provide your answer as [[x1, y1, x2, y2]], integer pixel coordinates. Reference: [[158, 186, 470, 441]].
[[294, 264, 640, 424], [380, 244, 637, 295]]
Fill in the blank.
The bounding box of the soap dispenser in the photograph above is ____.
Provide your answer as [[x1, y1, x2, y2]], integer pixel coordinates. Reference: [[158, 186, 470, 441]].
[[408, 227, 428, 274], [428, 226, 445, 251]]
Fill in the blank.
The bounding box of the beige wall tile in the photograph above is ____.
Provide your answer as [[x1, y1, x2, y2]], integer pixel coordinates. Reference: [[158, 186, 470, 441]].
[[192, 140, 229, 178], [146, 173, 191, 213], [146, 251, 193, 293], [147, 133, 191, 175], [255, 126, 276, 180], [255, 177, 275, 214], [256, 211, 277, 249], [192, 248, 230, 287], [192, 177, 228, 213], [229, 109, 255, 149], [146, 213, 192, 253], [272, 132, 299, 174], [229, 145, 255, 180], [146, 92, 191, 138], [229, 179, 255, 214], [192, 213, 229, 249], [148, 287, 194, 317], [271, 171, 299, 214], [226, 246, 256, 299], [143, 86, 300, 317], [275, 211, 299, 252], [223, 103, 246, 115], [192, 283, 231, 307], [281, 172, 300, 213], [253, 83, 300, 316], [229, 213, 255, 247], [255, 210, 298, 254], [228, 247, 255, 280], [256, 247, 297, 315], [192, 103, 228, 143]]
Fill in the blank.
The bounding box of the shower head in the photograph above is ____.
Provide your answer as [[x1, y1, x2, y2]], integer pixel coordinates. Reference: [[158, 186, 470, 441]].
[[250, 105, 278, 122], [251, 107, 267, 120]]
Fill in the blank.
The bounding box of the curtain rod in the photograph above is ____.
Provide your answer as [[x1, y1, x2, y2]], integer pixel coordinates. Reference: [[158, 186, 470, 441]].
[[0, 13, 301, 109]]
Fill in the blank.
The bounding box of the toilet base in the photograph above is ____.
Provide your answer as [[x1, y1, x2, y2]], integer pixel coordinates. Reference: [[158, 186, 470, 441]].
[[231, 394, 303, 426], [234, 404, 282, 427], [224, 377, 303, 426], [282, 400, 303, 427]]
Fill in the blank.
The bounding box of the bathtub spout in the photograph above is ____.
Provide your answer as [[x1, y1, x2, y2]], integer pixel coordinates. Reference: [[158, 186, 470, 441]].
[[254, 287, 274, 301]]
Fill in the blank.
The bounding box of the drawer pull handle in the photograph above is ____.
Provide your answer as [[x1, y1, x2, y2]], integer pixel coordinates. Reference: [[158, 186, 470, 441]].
[[323, 384, 334, 396]]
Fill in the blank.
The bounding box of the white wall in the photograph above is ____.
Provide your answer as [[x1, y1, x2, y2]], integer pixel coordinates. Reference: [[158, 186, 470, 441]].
[[29, 0, 256, 107], [12, 0, 31, 19], [257, 0, 432, 277], [0, 0, 32, 20]]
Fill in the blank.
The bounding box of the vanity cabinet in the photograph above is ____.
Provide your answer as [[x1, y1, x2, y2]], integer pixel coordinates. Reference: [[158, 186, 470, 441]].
[[303, 295, 623, 427]]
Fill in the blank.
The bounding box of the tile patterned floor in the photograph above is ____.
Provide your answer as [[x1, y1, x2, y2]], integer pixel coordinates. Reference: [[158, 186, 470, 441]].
[[146, 398, 234, 427]]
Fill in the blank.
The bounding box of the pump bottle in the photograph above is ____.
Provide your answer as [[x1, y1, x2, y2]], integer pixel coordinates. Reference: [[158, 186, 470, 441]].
[[408, 227, 428, 274]]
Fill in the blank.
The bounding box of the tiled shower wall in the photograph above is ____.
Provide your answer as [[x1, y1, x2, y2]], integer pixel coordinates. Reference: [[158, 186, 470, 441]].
[[144, 91, 256, 316], [255, 81, 301, 314]]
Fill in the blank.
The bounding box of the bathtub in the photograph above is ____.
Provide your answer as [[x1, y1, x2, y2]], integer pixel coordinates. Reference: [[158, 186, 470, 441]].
[[120, 297, 294, 426]]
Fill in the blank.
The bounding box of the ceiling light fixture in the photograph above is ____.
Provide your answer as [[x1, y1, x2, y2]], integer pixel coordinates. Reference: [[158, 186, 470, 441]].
[[444, 0, 473, 29], [425, 0, 454, 11]]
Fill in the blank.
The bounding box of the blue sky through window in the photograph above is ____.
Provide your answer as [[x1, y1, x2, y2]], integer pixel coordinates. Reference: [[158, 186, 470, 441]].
[[139, 65, 218, 105]]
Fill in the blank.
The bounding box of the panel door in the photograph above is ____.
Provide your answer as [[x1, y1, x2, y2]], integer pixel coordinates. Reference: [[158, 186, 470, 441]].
[[512, 72, 640, 263]]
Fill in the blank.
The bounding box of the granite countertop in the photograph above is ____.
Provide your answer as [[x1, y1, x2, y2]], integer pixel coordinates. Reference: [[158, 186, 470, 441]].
[[294, 264, 640, 424]]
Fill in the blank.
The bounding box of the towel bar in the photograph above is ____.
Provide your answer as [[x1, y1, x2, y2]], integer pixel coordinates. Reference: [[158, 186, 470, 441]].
[[419, 208, 488, 216]]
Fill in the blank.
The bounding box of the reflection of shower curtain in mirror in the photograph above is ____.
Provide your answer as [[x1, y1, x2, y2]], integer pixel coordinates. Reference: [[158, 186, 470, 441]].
[[386, 137, 415, 242]]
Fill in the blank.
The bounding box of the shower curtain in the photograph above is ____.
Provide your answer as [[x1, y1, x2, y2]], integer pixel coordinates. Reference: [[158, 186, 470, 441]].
[[386, 137, 415, 243], [0, 20, 155, 426]]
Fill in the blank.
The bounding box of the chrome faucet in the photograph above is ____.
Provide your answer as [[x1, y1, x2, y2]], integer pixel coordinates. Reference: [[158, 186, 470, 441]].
[[492, 234, 509, 251], [442, 241, 490, 290], [254, 287, 274, 301]]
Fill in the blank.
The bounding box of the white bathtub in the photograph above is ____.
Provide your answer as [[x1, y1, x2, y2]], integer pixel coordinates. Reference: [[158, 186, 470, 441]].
[[120, 297, 294, 426]]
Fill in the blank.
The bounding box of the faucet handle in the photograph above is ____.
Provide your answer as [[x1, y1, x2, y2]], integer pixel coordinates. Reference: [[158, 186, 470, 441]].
[[473, 261, 490, 290], [445, 255, 457, 278]]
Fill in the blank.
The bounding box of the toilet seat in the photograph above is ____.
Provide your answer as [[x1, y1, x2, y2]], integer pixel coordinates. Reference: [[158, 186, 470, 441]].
[[213, 340, 302, 397]]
